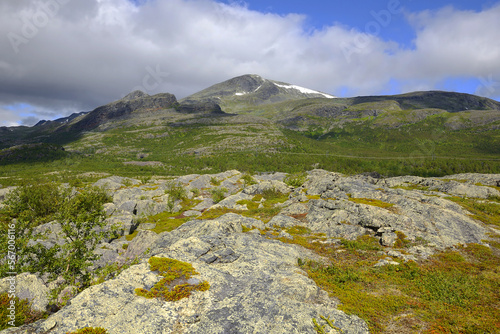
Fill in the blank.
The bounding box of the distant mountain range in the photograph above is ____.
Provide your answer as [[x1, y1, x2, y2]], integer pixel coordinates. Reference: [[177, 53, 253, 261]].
[[1, 74, 499, 175]]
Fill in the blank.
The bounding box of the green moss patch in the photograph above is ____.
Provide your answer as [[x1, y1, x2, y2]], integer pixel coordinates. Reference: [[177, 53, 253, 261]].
[[66, 327, 108, 334], [135, 257, 210, 302], [348, 197, 395, 210]]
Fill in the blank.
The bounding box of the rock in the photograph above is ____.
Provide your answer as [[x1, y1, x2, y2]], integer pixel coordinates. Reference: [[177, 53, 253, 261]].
[[243, 180, 291, 195], [119, 230, 160, 263], [278, 230, 293, 239], [254, 172, 288, 182], [280, 202, 309, 216], [135, 200, 167, 217], [56, 286, 78, 307], [0, 186, 15, 201], [176, 99, 224, 114], [20, 231, 368, 334], [93, 176, 140, 191], [432, 181, 500, 199], [380, 232, 397, 247], [441, 173, 500, 186], [118, 200, 137, 214], [267, 214, 303, 228], [192, 198, 215, 211], [30, 222, 65, 246], [209, 191, 252, 210], [103, 202, 117, 216], [374, 257, 400, 267], [0, 273, 50, 312], [105, 214, 136, 237]]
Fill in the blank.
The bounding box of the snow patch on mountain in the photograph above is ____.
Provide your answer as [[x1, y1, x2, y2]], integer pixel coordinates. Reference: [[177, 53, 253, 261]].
[[274, 83, 335, 98]]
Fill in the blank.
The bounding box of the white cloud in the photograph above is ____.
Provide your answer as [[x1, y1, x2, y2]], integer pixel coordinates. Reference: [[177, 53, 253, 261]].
[[0, 0, 499, 126]]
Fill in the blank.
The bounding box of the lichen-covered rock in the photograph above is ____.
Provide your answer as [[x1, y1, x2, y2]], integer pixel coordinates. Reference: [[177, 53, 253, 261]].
[[243, 180, 291, 195], [4, 170, 499, 334], [17, 229, 368, 334], [0, 273, 50, 312]]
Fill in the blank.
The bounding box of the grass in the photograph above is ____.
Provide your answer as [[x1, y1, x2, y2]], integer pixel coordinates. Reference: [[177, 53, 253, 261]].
[[447, 196, 500, 227], [280, 227, 500, 333], [0, 107, 499, 187], [348, 197, 395, 210]]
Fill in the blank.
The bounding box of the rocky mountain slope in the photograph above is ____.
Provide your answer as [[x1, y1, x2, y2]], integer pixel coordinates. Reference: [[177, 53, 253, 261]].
[[1, 170, 499, 333], [181, 74, 335, 111]]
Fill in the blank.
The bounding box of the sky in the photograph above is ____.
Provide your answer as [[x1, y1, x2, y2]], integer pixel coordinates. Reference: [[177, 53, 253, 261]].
[[1, 0, 500, 126]]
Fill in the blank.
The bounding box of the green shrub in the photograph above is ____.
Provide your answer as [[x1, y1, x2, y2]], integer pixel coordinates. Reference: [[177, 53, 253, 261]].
[[0, 184, 114, 288], [284, 172, 307, 187], [240, 173, 257, 186], [210, 176, 221, 186], [210, 187, 227, 204], [3, 182, 69, 226], [341, 235, 382, 251], [165, 182, 187, 201], [261, 186, 285, 200]]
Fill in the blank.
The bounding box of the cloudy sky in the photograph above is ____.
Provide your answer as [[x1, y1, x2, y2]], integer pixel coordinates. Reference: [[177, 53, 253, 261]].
[[1, 0, 500, 126]]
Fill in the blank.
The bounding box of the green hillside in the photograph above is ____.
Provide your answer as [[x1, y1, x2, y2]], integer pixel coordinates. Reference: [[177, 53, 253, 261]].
[[0, 75, 499, 185]]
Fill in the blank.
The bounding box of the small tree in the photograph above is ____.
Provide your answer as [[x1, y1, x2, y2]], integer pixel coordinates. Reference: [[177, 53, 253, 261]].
[[1, 184, 114, 288], [57, 187, 113, 285]]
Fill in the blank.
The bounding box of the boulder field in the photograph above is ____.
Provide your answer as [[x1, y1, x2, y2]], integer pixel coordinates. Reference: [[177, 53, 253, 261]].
[[1, 170, 499, 333]]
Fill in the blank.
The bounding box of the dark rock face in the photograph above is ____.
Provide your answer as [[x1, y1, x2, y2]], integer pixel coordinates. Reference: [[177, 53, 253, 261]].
[[69, 92, 178, 132], [176, 100, 224, 114]]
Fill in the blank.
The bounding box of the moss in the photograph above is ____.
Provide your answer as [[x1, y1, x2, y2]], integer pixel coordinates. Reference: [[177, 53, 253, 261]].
[[286, 225, 311, 235], [125, 230, 139, 241], [236, 199, 259, 210], [306, 195, 321, 200], [66, 327, 108, 334], [348, 197, 395, 210], [135, 257, 210, 302], [241, 225, 253, 233], [341, 235, 383, 251]]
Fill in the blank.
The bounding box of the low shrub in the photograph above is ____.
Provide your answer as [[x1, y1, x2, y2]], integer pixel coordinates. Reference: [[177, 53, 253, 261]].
[[284, 172, 307, 187], [210, 187, 227, 204], [0, 292, 47, 330]]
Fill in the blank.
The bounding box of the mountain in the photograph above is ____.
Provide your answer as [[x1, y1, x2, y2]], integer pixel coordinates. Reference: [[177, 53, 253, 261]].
[[0, 75, 499, 176], [181, 74, 335, 112]]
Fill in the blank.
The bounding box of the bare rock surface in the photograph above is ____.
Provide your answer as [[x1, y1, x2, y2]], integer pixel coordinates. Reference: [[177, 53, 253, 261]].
[[9, 215, 368, 334]]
